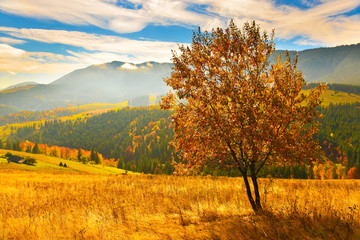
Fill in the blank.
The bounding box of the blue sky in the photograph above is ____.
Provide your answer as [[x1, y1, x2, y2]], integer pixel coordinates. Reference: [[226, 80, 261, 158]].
[[0, 0, 359, 88]]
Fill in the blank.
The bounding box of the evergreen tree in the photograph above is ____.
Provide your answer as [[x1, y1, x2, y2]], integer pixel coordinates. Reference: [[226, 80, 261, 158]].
[[32, 142, 40, 154], [117, 155, 125, 169], [77, 149, 82, 161], [332, 165, 338, 179]]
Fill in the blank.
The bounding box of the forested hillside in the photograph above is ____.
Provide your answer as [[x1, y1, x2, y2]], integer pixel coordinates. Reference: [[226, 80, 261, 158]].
[[3, 98, 359, 177], [317, 102, 360, 168], [9, 107, 175, 174]]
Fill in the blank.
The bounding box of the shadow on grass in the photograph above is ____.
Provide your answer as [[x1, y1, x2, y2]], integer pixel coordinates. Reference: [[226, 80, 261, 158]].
[[208, 210, 360, 240]]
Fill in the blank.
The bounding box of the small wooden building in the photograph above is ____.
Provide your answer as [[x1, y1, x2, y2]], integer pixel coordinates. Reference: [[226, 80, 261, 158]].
[[7, 155, 26, 164]]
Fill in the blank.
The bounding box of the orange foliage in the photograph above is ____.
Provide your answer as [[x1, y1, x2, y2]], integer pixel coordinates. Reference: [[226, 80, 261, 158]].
[[347, 167, 360, 179], [16, 141, 115, 166]]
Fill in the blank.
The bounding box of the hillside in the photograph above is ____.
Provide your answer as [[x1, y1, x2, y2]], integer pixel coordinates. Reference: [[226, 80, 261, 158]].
[[0, 150, 130, 174], [1, 82, 39, 92], [274, 43, 360, 85], [5, 107, 175, 174], [0, 104, 19, 117]]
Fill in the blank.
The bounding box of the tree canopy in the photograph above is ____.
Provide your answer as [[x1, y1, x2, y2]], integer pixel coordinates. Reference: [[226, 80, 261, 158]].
[[161, 20, 327, 212]]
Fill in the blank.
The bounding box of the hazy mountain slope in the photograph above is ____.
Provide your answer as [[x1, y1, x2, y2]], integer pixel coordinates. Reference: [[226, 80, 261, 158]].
[[0, 84, 59, 110], [0, 62, 171, 111], [50, 61, 171, 100], [273, 43, 360, 84], [297, 43, 360, 84], [1, 82, 39, 91]]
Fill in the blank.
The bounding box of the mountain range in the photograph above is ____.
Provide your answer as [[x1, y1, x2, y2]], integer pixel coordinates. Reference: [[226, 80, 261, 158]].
[[0, 61, 172, 111], [0, 43, 359, 111]]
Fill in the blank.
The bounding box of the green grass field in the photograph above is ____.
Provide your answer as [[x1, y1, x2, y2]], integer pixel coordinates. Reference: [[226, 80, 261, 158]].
[[0, 150, 134, 175], [303, 89, 360, 106]]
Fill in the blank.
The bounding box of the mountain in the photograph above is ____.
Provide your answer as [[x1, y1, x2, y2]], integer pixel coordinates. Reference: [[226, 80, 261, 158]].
[[0, 44, 359, 111], [276, 43, 360, 85], [0, 61, 172, 111], [50, 61, 171, 99]]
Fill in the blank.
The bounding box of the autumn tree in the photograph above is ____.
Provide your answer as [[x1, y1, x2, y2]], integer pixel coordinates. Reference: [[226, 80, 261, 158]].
[[346, 167, 360, 179], [161, 20, 327, 213]]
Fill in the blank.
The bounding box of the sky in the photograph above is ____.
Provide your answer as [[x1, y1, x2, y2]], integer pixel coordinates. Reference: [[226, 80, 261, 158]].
[[0, 0, 359, 88]]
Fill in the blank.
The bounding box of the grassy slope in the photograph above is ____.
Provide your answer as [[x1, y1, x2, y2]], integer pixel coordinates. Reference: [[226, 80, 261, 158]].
[[315, 89, 360, 106], [0, 150, 134, 175]]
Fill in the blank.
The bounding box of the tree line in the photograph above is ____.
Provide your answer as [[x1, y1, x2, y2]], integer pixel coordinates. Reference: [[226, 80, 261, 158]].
[[3, 103, 360, 178]]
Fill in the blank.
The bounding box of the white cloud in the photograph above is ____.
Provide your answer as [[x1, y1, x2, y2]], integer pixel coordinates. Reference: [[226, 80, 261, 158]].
[[0, 29, 183, 85], [0, 0, 208, 33], [0, 37, 25, 44], [1, 0, 358, 47], [0, 44, 25, 57], [189, 0, 359, 47], [0, 44, 82, 74], [0, 27, 182, 63]]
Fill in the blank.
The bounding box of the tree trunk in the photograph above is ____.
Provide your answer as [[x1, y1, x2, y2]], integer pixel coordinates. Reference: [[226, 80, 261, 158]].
[[242, 175, 263, 213], [251, 175, 262, 212]]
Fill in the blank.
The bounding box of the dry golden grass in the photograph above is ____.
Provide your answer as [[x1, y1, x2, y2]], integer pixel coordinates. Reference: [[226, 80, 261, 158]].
[[0, 169, 359, 240]]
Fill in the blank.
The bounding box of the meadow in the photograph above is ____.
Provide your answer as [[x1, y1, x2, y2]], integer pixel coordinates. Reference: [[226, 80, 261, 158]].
[[0, 163, 359, 239]]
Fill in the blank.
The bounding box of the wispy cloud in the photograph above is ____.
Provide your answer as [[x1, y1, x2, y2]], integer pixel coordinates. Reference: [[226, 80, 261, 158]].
[[1, 0, 358, 46], [0, 27, 179, 60], [202, 0, 360, 46], [0, 37, 25, 44], [0, 0, 208, 33], [0, 44, 81, 74]]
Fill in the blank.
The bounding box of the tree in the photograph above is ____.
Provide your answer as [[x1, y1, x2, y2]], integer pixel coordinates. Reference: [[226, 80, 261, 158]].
[[117, 155, 125, 169], [161, 20, 327, 213], [90, 149, 100, 164], [25, 156, 37, 166], [77, 149, 82, 161], [346, 167, 360, 179], [32, 142, 39, 154]]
